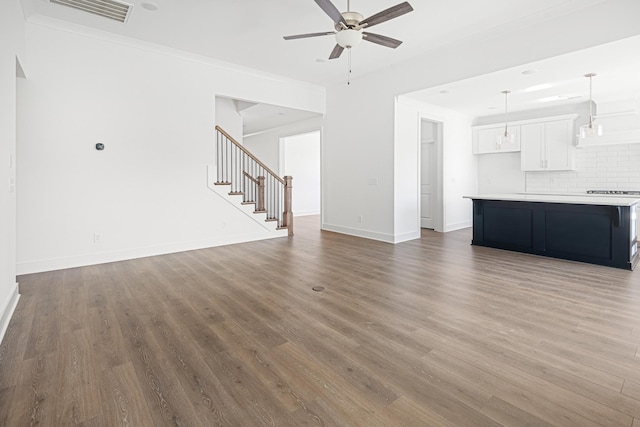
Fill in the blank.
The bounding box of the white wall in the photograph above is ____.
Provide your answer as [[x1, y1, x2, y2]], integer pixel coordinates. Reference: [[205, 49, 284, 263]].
[[0, 0, 25, 343], [282, 131, 321, 216], [321, 0, 640, 242], [16, 21, 325, 274], [244, 117, 323, 172], [323, 85, 396, 241], [394, 97, 422, 240], [477, 153, 525, 194], [215, 97, 243, 143], [243, 131, 279, 172], [244, 118, 323, 218], [441, 113, 477, 232]]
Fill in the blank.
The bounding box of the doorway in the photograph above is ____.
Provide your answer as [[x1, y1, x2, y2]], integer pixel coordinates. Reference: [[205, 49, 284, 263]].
[[280, 131, 321, 217], [420, 119, 440, 229]]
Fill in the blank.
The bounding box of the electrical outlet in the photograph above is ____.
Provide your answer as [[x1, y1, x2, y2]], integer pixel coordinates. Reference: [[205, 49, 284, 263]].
[[221, 221, 227, 229], [357, 215, 363, 223], [93, 233, 102, 243]]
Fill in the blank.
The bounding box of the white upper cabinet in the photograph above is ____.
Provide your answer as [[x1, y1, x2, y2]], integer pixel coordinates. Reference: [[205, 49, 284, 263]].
[[520, 118, 575, 171], [473, 125, 520, 154], [473, 114, 577, 170]]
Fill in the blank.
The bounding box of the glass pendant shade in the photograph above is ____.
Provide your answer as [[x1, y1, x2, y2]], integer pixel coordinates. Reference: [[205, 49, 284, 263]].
[[498, 129, 515, 146], [579, 120, 604, 139], [497, 90, 513, 147], [579, 73, 603, 139]]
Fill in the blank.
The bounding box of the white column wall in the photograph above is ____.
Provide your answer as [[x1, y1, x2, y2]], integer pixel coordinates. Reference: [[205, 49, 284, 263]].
[[393, 97, 421, 240], [16, 21, 325, 274], [0, 0, 25, 343], [323, 86, 396, 241]]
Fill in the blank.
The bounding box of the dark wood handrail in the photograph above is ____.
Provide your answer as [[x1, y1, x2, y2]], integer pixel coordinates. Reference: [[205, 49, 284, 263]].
[[216, 125, 293, 236], [215, 125, 285, 185]]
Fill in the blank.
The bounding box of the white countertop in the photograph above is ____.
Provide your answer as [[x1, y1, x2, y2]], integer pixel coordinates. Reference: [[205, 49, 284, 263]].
[[463, 193, 640, 207]]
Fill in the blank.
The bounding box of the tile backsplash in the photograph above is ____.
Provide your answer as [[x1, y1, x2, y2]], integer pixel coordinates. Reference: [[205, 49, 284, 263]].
[[526, 144, 640, 193]]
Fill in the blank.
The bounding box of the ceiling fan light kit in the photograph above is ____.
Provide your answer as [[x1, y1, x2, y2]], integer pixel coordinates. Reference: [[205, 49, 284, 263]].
[[283, 0, 413, 82], [335, 29, 363, 48]]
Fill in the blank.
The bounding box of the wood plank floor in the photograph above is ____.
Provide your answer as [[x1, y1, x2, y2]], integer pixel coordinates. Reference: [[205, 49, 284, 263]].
[[2, 215, 640, 426]]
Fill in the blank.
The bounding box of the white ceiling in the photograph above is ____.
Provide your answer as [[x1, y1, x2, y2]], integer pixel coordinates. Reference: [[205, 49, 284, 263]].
[[22, 0, 612, 86], [19, 0, 640, 130], [236, 102, 322, 136], [404, 34, 640, 119]]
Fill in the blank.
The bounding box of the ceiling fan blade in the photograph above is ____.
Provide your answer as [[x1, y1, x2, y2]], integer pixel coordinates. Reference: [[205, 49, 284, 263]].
[[314, 0, 347, 26], [363, 32, 402, 48], [329, 44, 344, 59], [359, 2, 413, 28], [284, 31, 335, 40]]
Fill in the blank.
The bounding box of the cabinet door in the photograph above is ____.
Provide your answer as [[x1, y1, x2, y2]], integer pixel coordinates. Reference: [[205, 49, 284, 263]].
[[476, 128, 500, 153], [476, 126, 520, 154], [520, 123, 545, 171], [545, 119, 575, 171]]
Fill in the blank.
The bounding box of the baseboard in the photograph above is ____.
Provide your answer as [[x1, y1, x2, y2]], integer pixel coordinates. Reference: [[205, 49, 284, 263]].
[[294, 210, 320, 217], [16, 230, 287, 275], [322, 221, 469, 243], [444, 220, 472, 232], [393, 231, 420, 243], [0, 282, 20, 345], [322, 223, 395, 244]]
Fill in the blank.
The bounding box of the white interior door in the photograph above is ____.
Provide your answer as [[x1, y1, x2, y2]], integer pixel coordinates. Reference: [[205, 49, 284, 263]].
[[420, 121, 436, 229]]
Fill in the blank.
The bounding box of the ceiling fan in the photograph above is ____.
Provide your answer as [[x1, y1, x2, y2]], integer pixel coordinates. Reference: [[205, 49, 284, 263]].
[[283, 0, 414, 60]]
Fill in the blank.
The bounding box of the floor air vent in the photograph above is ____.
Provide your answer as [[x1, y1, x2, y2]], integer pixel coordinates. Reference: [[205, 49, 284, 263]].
[[50, 0, 132, 23]]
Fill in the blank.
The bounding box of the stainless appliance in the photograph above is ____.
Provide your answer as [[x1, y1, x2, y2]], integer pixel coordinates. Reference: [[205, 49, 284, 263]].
[[586, 190, 640, 195]]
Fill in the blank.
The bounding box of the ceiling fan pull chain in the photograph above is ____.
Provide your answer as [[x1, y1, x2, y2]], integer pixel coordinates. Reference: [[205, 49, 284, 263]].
[[347, 48, 352, 85]]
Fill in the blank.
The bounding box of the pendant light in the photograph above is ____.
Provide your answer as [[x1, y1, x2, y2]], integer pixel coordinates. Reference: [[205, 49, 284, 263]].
[[579, 73, 603, 139], [498, 90, 514, 147]]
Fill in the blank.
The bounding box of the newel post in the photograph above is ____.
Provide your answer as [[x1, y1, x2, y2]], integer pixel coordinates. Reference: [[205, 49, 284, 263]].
[[257, 176, 265, 212], [283, 176, 293, 237]]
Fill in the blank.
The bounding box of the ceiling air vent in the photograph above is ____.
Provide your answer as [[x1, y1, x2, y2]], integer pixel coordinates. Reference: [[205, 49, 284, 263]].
[[49, 0, 133, 23]]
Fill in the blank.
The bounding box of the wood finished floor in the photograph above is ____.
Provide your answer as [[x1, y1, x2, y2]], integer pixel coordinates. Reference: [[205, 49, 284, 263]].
[[2, 215, 640, 426]]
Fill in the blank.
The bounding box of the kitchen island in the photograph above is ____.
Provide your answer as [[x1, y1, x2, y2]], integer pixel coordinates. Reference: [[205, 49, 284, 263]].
[[464, 194, 639, 270]]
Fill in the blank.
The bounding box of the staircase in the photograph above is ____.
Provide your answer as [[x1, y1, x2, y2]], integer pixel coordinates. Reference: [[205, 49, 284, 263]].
[[208, 126, 293, 237]]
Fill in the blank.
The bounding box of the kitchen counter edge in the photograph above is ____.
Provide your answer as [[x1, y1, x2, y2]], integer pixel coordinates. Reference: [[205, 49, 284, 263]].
[[463, 194, 640, 207]]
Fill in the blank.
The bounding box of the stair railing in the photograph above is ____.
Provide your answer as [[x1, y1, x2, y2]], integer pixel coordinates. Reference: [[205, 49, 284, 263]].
[[215, 126, 293, 236]]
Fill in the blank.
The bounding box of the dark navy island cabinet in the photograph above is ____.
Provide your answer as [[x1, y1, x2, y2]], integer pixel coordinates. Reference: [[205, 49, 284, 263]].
[[467, 196, 639, 270]]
